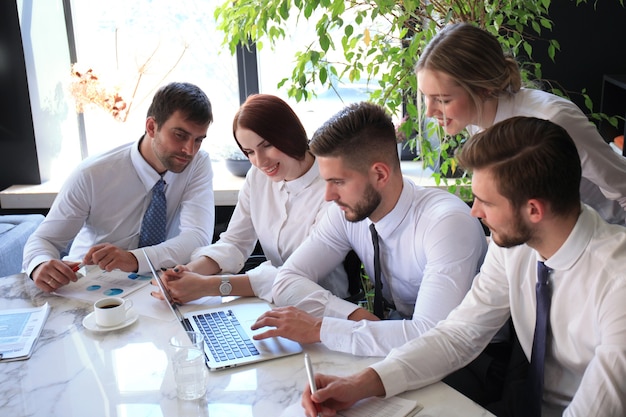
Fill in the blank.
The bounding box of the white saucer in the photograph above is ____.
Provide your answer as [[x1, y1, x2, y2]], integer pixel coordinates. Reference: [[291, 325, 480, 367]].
[[83, 308, 139, 332]]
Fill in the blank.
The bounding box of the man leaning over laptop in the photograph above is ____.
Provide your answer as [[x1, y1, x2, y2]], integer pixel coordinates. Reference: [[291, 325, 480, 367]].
[[251, 102, 487, 356]]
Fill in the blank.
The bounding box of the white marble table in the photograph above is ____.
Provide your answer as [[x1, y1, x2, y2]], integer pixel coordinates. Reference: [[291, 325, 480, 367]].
[[0, 273, 494, 417]]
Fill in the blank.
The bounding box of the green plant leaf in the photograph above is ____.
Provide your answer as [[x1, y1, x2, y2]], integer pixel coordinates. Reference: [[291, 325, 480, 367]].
[[214, 0, 618, 203]]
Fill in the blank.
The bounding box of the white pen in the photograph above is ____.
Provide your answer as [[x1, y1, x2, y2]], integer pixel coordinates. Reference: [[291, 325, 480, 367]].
[[304, 353, 322, 417]]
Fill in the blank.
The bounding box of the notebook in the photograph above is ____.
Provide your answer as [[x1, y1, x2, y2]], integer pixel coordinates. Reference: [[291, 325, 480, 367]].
[[338, 396, 423, 417], [143, 249, 302, 370]]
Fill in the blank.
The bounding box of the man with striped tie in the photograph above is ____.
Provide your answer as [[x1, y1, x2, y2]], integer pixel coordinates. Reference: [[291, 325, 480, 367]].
[[24, 82, 215, 292]]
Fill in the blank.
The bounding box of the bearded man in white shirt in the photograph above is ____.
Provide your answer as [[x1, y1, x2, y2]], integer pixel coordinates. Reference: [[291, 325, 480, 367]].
[[301, 116, 626, 417], [251, 102, 487, 355], [24, 82, 215, 292]]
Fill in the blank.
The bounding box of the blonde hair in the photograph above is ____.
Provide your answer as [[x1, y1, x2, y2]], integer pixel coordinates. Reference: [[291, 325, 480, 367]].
[[416, 23, 522, 121]]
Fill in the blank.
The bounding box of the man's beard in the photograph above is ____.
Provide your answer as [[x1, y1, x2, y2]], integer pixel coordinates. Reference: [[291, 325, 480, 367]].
[[153, 134, 193, 173], [485, 214, 532, 248], [341, 183, 382, 223], [159, 153, 192, 173]]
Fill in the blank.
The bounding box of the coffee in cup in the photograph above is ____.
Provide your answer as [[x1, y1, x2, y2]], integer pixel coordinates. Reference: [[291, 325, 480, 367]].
[[94, 297, 133, 327]]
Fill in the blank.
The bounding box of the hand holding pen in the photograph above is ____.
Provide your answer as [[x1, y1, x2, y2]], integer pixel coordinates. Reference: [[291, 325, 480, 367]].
[[70, 262, 85, 279], [304, 353, 323, 417], [301, 358, 386, 417], [31, 260, 84, 293]]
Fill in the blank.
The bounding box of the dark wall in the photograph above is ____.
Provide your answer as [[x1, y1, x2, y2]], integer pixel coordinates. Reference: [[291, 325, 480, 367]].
[[0, 1, 40, 191], [531, 1, 626, 140]]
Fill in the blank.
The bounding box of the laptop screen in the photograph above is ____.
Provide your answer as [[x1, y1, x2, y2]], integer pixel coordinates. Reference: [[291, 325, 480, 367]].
[[142, 249, 184, 322]]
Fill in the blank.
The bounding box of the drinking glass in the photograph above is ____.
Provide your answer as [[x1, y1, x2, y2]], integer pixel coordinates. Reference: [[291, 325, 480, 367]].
[[169, 331, 209, 400]]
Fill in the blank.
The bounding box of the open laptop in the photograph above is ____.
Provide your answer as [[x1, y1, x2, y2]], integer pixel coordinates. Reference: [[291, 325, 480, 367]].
[[143, 249, 302, 370]]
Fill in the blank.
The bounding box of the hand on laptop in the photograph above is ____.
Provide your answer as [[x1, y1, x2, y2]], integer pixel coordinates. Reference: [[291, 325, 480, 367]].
[[83, 243, 138, 272], [251, 306, 323, 344]]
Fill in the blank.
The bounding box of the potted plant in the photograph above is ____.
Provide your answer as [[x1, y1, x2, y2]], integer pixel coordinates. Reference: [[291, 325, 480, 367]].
[[224, 147, 252, 177], [213, 0, 614, 201]]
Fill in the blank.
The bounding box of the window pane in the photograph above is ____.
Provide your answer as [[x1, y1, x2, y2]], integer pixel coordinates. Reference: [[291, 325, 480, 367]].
[[16, 0, 82, 183], [70, 0, 239, 160], [257, 9, 387, 138]]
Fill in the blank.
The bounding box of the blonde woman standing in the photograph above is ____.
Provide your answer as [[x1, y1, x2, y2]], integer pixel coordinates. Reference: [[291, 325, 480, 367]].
[[416, 22, 626, 225]]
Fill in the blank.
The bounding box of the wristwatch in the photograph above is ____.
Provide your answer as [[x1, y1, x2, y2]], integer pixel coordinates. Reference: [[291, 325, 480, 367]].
[[219, 276, 232, 296]]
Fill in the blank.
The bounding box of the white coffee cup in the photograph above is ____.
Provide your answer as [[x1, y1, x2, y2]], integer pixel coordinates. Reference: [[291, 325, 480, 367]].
[[94, 297, 133, 327]]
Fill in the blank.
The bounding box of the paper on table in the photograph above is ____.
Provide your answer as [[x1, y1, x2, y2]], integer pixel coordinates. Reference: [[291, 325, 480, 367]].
[[0, 303, 50, 361], [338, 396, 423, 417], [126, 284, 225, 322], [127, 285, 177, 321], [54, 265, 152, 303]]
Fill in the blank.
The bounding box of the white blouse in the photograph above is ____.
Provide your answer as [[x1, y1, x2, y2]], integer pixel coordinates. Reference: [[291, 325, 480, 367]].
[[192, 159, 349, 301]]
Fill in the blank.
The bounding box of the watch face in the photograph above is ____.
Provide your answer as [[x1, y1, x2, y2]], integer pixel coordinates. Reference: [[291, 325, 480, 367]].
[[219, 279, 232, 296]]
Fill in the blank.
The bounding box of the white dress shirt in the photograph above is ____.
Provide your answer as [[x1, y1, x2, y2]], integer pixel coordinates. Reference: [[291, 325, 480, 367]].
[[192, 160, 349, 302], [371, 205, 626, 417], [23, 139, 215, 274], [272, 178, 488, 356], [469, 88, 626, 225]]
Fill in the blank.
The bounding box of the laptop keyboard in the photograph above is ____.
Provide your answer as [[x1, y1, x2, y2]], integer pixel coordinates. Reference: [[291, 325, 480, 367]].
[[193, 309, 260, 362]]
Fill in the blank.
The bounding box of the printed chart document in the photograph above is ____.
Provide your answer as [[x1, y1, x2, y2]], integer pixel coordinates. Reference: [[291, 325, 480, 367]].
[[54, 265, 152, 303], [338, 396, 423, 417], [0, 303, 50, 361]]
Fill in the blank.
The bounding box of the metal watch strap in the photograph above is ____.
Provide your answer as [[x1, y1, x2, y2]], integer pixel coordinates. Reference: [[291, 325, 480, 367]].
[[219, 275, 232, 296]]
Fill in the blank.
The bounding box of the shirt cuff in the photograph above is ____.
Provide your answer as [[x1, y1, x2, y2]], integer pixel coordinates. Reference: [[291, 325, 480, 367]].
[[320, 317, 353, 353], [26, 255, 53, 278], [130, 248, 149, 273], [369, 359, 410, 399], [191, 245, 245, 274], [246, 261, 277, 302]]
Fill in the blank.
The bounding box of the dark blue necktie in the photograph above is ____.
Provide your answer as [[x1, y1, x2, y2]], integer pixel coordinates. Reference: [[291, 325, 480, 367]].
[[369, 223, 385, 319], [527, 261, 552, 417], [139, 177, 167, 247]]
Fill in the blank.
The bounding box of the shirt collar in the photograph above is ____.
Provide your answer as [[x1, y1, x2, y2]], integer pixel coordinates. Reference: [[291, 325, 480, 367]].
[[279, 158, 320, 195], [467, 90, 517, 134], [543, 204, 593, 271], [132, 135, 171, 192], [368, 177, 413, 238], [492, 90, 516, 124]]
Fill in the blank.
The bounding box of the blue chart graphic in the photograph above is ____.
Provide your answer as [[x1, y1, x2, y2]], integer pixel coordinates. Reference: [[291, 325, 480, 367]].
[[127, 273, 152, 281], [84, 272, 151, 296]]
